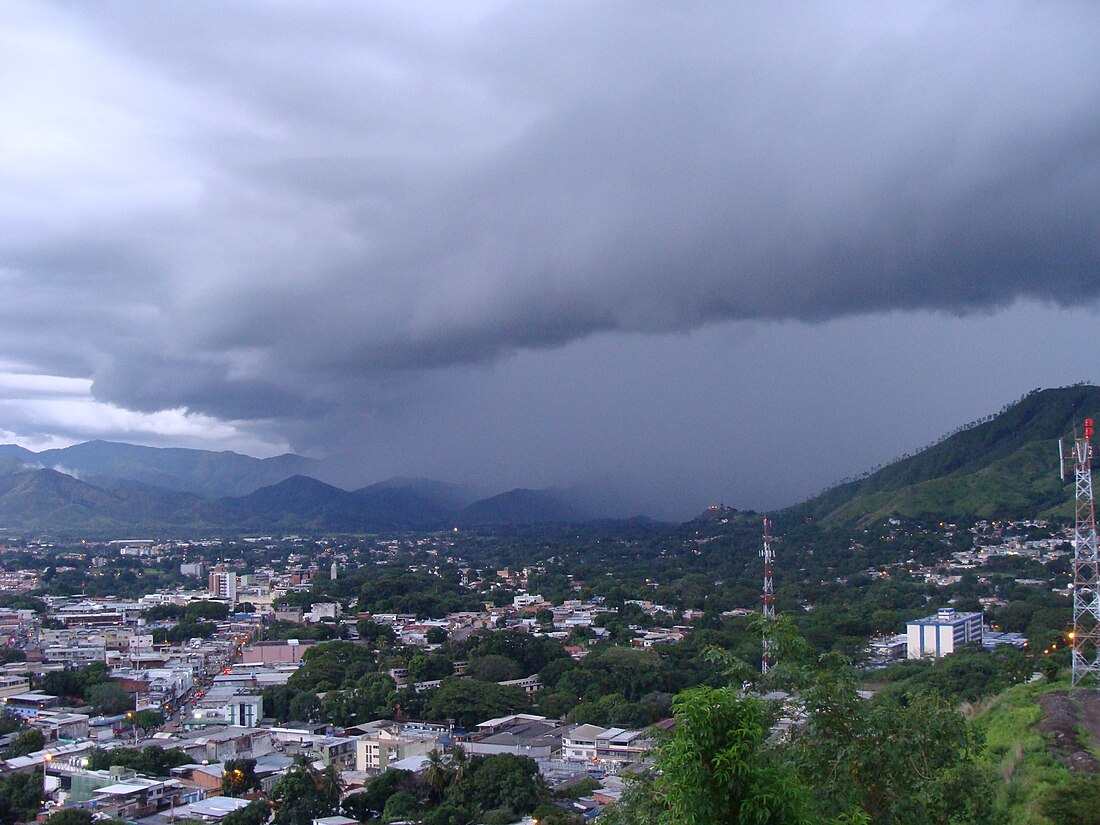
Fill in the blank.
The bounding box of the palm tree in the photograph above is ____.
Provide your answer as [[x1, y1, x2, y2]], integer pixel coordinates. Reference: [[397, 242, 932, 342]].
[[316, 762, 343, 811], [448, 745, 469, 786], [424, 749, 452, 802]]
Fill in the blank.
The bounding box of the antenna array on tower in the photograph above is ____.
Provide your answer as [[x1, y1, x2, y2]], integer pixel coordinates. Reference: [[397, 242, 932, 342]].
[[1059, 418, 1100, 686], [761, 517, 776, 675]]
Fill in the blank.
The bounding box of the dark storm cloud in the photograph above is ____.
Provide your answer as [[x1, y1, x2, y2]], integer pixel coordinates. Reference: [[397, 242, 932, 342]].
[[2, 1, 1100, 434]]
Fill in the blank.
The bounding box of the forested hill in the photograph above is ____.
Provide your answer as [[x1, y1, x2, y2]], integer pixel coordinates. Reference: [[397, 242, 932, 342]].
[[788, 385, 1100, 525]]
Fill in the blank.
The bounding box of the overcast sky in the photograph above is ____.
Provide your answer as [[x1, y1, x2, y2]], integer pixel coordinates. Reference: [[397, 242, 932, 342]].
[[2, 1, 1100, 517]]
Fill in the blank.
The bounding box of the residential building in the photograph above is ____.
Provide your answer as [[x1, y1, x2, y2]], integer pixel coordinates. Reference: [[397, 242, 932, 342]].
[[350, 720, 446, 772], [562, 724, 653, 766], [311, 736, 358, 770], [982, 628, 1028, 650], [867, 633, 908, 664], [208, 567, 238, 604], [497, 675, 542, 695], [177, 727, 274, 763], [0, 674, 31, 698], [241, 640, 313, 664], [89, 776, 189, 820]]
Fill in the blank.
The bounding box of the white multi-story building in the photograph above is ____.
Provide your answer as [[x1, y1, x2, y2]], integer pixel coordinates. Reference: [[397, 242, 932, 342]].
[[231, 695, 262, 727], [513, 594, 545, 609], [906, 608, 983, 659], [180, 562, 205, 578], [306, 603, 339, 622], [188, 685, 262, 727], [562, 724, 653, 766], [562, 724, 603, 762], [208, 568, 238, 604]]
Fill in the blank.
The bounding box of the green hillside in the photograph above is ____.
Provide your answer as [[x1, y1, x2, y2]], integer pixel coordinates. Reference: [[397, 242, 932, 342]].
[[792, 385, 1100, 524], [976, 678, 1100, 825]]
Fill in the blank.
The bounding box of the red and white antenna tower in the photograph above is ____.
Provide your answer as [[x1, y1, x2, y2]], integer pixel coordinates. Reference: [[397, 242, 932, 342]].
[[761, 517, 776, 675], [1059, 418, 1100, 685]]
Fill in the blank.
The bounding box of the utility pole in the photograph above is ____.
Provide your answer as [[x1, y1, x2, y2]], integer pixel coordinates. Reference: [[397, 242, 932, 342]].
[[1059, 418, 1100, 685], [761, 517, 776, 675]]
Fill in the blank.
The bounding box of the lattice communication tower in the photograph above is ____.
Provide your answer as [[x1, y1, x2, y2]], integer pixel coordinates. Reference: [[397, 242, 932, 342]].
[[761, 517, 776, 675], [1059, 418, 1100, 685]]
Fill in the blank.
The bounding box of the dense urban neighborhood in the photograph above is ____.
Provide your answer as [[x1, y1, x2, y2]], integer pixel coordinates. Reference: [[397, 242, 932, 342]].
[[0, 502, 1081, 824]]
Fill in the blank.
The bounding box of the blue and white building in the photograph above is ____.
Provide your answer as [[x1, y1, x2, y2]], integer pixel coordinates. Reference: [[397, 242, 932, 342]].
[[906, 608, 983, 659]]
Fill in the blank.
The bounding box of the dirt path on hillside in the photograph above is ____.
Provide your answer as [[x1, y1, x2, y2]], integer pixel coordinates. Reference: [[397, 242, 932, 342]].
[[1036, 690, 1100, 772]]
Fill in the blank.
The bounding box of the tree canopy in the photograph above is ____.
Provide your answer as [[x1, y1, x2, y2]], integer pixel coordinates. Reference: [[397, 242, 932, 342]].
[[270, 760, 342, 825], [222, 758, 261, 797]]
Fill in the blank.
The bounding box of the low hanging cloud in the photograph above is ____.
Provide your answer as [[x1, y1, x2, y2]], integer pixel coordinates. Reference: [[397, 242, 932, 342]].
[[2, 0, 1100, 435]]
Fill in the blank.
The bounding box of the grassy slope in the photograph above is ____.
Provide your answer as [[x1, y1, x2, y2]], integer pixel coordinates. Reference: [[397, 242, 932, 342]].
[[974, 679, 1076, 825], [823, 440, 1072, 525]]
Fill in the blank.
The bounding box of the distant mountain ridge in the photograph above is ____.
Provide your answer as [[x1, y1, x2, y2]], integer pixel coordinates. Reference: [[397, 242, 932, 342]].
[[460, 487, 590, 525], [0, 442, 588, 534], [0, 439, 318, 498]]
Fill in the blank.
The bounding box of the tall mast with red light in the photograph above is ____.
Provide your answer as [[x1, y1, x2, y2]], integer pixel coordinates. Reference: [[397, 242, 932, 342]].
[[1059, 418, 1100, 685], [761, 517, 776, 675]]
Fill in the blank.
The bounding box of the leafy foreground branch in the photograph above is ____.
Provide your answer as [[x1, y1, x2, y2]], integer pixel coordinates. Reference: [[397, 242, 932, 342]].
[[657, 687, 814, 824], [606, 629, 998, 825]]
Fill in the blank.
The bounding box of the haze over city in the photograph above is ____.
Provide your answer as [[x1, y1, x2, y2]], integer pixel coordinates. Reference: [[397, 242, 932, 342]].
[[3, 2, 1100, 517]]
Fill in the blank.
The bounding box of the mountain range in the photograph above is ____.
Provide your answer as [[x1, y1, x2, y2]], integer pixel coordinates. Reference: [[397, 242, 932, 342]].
[[0, 440, 319, 498], [0, 384, 1096, 534], [0, 443, 587, 534]]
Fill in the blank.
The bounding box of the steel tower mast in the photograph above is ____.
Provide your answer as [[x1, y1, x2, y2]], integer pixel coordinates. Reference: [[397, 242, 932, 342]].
[[761, 517, 776, 675], [1060, 418, 1100, 685]]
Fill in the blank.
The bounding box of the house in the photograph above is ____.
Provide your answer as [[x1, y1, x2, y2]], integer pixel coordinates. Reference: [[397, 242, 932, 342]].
[[562, 724, 653, 766], [351, 721, 444, 772], [170, 763, 225, 794], [89, 776, 187, 819]]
